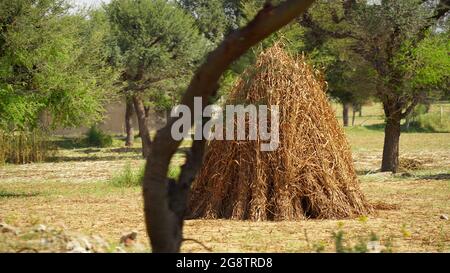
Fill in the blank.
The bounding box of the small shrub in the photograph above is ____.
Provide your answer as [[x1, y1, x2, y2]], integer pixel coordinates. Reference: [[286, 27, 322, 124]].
[[168, 165, 181, 180], [85, 126, 113, 148]]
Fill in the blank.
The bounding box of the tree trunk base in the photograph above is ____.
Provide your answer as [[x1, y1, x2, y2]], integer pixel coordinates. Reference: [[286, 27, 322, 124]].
[[381, 115, 401, 173]]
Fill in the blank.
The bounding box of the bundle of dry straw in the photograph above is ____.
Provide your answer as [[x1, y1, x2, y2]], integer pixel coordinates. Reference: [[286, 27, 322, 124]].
[[188, 44, 371, 221]]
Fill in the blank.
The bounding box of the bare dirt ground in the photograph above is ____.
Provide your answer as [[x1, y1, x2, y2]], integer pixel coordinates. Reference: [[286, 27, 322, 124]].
[[0, 129, 449, 253]]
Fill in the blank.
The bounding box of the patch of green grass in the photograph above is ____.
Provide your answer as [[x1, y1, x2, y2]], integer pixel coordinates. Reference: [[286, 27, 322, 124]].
[[168, 165, 181, 180], [109, 163, 182, 188]]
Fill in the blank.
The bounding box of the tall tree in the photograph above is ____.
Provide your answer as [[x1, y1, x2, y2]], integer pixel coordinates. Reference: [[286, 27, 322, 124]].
[[299, 0, 450, 172], [106, 0, 208, 157], [0, 0, 116, 131]]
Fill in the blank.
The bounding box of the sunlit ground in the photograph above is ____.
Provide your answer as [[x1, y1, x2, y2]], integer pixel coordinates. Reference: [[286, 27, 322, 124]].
[[0, 103, 449, 252]]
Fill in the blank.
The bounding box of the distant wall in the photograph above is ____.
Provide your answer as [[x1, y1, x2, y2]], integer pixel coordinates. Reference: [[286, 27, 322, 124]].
[[52, 100, 168, 136]]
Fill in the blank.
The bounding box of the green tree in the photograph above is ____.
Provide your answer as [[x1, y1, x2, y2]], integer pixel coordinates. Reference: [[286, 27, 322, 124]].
[[0, 0, 116, 131], [299, 0, 450, 172], [106, 0, 208, 157]]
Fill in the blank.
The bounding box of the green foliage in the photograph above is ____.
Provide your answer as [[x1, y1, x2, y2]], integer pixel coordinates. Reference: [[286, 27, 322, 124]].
[[348, 0, 448, 99], [404, 103, 450, 133], [0, 130, 50, 164], [394, 32, 450, 93], [145, 75, 193, 112], [85, 126, 113, 148], [312, 241, 326, 253], [332, 229, 348, 253], [302, 0, 448, 108], [331, 223, 387, 253], [0, 86, 43, 130], [0, 0, 117, 130], [107, 0, 209, 109], [324, 50, 377, 105], [167, 165, 182, 180], [351, 0, 430, 43], [178, 0, 231, 44], [217, 0, 306, 99]]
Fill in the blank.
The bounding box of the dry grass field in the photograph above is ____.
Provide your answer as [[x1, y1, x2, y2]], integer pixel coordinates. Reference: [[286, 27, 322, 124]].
[[0, 104, 449, 253]]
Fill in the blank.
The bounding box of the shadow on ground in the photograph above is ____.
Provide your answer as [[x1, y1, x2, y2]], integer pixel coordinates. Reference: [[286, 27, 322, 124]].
[[46, 155, 142, 163], [109, 147, 142, 154], [364, 123, 449, 133], [0, 191, 40, 199], [416, 173, 450, 181]]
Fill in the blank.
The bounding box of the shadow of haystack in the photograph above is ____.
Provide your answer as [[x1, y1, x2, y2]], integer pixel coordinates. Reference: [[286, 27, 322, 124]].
[[188, 44, 371, 221]]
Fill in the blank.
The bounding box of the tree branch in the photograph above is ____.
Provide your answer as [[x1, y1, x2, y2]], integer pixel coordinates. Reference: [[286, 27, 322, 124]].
[[401, 96, 422, 119], [132, 95, 152, 158], [143, 0, 316, 253], [430, 0, 450, 20]]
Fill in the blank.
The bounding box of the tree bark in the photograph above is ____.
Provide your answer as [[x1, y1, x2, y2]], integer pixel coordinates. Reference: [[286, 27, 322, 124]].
[[380, 93, 421, 173], [142, 0, 316, 253], [381, 111, 401, 173], [352, 107, 356, 126], [343, 102, 350, 127], [132, 96, 152, 158], [125, 98, 134, 147]]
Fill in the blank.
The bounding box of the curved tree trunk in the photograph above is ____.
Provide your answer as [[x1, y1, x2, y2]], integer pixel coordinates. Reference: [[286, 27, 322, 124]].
[[125, 98, 134, 147], [132, 95, 152, 158], [343, 102, 350, 127], [381, 112, 401, 173], [142, 0, 316, 253]]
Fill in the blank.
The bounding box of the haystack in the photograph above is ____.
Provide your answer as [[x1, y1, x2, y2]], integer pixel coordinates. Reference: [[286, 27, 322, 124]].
[[188, 44, 371, 221]]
